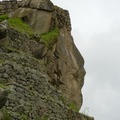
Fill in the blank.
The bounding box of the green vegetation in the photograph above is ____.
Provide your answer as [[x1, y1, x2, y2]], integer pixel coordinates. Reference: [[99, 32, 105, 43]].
[[0, 14, 9, 22], [2, 110, 12, 120], [41, 27, 60, 49], [8, 18, 34, 35], [68, 102, 79, 112], [0, 14, 59, 49], [60, 95, 66, 104], [0, 14, 34, 35], [21, 114, 28, 120], [0, 83, 6, 89]]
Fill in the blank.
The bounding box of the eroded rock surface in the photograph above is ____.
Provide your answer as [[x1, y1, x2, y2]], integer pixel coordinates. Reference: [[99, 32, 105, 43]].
[[0, 0, 94, 120], [0, 28, 92, 119], [20, 0, 54, 11], [11, 0, 71, 33], [10, 0, 84, 109]]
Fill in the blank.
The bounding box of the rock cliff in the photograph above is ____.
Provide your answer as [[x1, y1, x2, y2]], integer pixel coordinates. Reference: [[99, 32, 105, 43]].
[[0, 0, 94, 120]]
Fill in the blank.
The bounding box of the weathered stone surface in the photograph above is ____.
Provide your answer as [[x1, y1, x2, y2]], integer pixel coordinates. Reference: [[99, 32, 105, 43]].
[[10, 0, 71, 33], [80, 114, 94, 120], [0, 0, 18, 15], [0, 0, 94, 120], [46, 28, 85, 109], [0, 90, 9, 109], [10, 0, 82, 108], [20, 0, 54, 11], [0, 24, 7, 39], [0, 50, 86, 120], [12, 7, 52, 34], [54, 6, 71, 31]]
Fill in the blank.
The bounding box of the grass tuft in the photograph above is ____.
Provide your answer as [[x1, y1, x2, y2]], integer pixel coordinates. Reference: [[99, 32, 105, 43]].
[[0, 14, 9, 22], [41, 27, 60, 49], [8, 18, 34, 35]]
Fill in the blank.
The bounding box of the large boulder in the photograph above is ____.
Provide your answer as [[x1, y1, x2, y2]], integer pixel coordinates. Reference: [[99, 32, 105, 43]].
[[11, 0, 54, 34], [11, 8, 52, 34]]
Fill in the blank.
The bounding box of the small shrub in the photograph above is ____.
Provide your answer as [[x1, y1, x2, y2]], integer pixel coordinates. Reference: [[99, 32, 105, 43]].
[[0, 14, 9, 22], [41, 27, 60, 49], [8, 18, 34, 35]]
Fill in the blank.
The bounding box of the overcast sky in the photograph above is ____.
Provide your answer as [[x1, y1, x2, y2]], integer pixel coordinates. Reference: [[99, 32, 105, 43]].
[[51, 0, 120, 120]]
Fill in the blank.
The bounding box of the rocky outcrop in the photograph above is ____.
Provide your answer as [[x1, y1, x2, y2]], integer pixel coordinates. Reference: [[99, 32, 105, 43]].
[[0, 0, 94, 120], [20, 0, 54, 11], [9, 0, 85, 110], [11, 0, 71, 34]]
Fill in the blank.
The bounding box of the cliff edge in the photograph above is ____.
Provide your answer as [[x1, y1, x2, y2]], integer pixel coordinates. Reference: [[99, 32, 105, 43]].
[[0, 0, 94, 120]]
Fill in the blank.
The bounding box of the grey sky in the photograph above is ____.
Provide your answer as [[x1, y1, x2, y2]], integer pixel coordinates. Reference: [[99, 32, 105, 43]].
[[51, 0, 120, 120]]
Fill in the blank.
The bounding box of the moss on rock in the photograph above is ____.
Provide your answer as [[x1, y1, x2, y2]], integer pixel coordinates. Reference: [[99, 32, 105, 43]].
[[0, 14, 9, 22], [41, 27, 60, 49], [8, 18, 34, 35]]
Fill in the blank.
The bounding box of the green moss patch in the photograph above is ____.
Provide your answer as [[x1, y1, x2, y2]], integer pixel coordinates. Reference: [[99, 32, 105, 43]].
[[0, 14, 9, 22], [41, 27, 60, 49], [0, 14, 34, 35], [8, 18, 34, 35]]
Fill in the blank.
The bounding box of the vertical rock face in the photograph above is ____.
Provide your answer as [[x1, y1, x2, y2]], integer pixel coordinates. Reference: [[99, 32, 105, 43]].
[[0, 0, 94, 120], [46, 28, 85, 109], [10, 0, 85, 110]]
